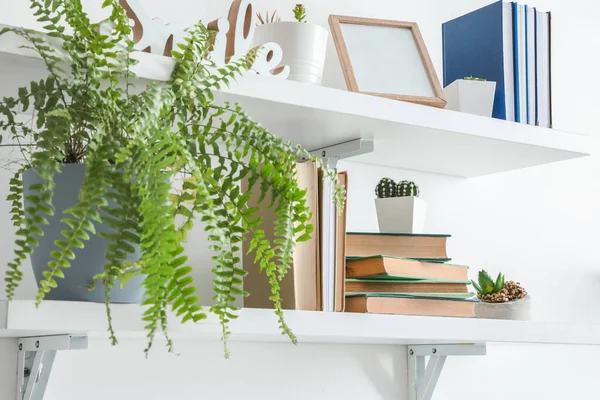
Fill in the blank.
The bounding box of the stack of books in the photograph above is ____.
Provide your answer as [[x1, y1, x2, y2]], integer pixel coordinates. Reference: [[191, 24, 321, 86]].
[[344, 232, 476, 317], [443, 1, 552, 127]]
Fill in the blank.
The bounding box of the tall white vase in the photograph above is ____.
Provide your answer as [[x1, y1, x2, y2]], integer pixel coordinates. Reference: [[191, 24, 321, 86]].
[[252, 22, 328, 85]]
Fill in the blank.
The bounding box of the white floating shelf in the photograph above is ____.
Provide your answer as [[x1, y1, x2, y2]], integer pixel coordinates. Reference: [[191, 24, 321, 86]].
[[0, 24, 591, 177], [2, 300, 600, 346]]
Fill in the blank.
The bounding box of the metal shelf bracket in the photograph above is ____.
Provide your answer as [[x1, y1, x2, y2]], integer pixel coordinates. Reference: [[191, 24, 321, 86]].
[[17, 335, 88, 400], [307, 138, 374, 168], [408, 343, 486, 400]]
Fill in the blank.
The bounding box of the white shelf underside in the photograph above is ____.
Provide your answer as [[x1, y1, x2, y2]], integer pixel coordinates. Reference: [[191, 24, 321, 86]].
[[1, 301, 600, 346]]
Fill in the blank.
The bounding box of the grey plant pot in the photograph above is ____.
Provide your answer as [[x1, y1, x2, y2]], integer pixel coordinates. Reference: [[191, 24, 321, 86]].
[[474, 295, 531, 320], [23, 164, 144, 303]]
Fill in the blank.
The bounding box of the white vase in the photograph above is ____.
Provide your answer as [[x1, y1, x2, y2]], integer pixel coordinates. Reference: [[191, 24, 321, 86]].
[[474, 295, 532, 320], [374, 197, 427, 234], [444, 79, 497, 117], [252, 22, 328, 85]]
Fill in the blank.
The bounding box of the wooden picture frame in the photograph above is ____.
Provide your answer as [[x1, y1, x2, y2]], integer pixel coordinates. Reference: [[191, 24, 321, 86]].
[[328, 15, 447, 108]]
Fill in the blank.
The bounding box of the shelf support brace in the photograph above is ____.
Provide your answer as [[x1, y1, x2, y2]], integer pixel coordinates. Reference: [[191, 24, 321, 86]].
[[307, 139, 374, 168], [407, 343, 486, 400], [17, 335, 88, 400]]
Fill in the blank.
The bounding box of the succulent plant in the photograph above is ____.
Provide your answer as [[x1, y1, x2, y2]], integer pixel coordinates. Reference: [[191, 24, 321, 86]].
[[472, 270, 504, 296], [396, 181, 420, 197], [375, 178, 397, 198], [464, 76, 486, 81], [472, 270, 528, 303], [293, 4, 307, 22]]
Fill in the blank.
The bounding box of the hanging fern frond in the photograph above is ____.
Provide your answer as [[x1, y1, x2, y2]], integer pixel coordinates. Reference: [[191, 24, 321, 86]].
[[0, 0, 344, 356]]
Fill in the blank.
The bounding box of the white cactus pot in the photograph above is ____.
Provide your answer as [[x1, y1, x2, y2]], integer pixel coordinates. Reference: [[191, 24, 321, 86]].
[[475, 295, 531, 320], [444, 79, 497, 117], [375, 197, 427, 234], [252, 22, 329, 85]]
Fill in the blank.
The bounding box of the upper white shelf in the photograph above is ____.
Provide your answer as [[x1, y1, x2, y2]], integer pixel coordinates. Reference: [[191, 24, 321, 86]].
[[2, 300, 600, 346], [0, 24, 591, 177]]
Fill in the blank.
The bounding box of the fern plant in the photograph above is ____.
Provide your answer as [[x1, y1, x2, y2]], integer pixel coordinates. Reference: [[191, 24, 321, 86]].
[[0, 0, 343, 357]]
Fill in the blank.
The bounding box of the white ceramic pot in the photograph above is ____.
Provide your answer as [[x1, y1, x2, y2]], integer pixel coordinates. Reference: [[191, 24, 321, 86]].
[[252, 22, 328, 85], [475, 295, 531, 320], [375, 197, 427, 234], [444, 79, 497, 117]]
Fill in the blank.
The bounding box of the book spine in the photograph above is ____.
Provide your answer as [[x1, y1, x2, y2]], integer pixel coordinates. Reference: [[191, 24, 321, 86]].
[[524, 5, 530, 124], [534, 8, 539, 126], [548, 11, 553, 128], [512, 2, 520, 123]]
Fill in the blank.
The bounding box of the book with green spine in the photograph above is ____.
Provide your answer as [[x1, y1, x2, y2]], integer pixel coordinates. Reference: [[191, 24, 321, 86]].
[[345, 293, 477, 317], [346, 292, 475, 300], [345, 277, 471, 294], [346, 232, 450, 260], [346, 255, 468, 281]]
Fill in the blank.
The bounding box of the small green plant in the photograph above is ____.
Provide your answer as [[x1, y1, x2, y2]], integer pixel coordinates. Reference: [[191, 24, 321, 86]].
[[464, 76, 486, 81], [472, 270, 528, 303], [396, 181, 419, 197], [256, 10, 281, 24], [375, 178, 397, 198], [472, 270, 504, 296], [293, 4, 307, 23]]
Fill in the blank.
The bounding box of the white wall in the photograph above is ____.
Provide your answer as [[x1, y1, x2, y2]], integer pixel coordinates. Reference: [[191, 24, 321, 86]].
[[1, 0, 600, 399]]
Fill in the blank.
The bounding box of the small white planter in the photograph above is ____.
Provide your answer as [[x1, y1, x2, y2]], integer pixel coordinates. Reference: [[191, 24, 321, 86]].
[[375, 197, 427, 234], [444, 79, 497, 117], [252, 22, 329, 85], [475, 295, 531, 320]]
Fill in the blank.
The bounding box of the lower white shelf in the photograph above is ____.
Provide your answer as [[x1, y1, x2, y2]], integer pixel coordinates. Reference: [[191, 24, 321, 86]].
[[1, 300, 599, 346]]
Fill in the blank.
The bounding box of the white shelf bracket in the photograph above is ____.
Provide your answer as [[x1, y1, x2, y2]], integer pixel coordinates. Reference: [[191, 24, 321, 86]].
[[17, 335, 88, 400], [307, 139, 374, 168], [407, 343, 486, 400]]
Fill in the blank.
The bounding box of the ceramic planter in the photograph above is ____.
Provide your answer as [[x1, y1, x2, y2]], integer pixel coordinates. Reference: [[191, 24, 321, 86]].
[[252, 22, 328, 85], [474, 295, 531, 320], [23, 164, 144, 303], [444, 79, 497, 117], [375, 197, 427, 234]]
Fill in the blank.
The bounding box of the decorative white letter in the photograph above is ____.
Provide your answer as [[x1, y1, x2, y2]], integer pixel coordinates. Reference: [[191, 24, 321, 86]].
[[226, 0, 256, 62], [119, 0, 171, 55], [207, 18, 230, 67], [251, 43, 290, 79]]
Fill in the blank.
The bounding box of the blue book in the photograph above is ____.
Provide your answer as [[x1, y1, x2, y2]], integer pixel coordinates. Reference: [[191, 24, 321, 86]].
[[524, 5, 530, 124], [534, 8, 539, 125], [442, 1, 515, 121]]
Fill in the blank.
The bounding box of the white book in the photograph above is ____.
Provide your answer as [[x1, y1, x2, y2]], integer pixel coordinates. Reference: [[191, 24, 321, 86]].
[[539, 12, 551, 128], [535, 9, 544, 127], [320, 175, 336, 312], [526, 6, 536, 125], [502, 2, 515, 122], [517, 4, 527, 124]]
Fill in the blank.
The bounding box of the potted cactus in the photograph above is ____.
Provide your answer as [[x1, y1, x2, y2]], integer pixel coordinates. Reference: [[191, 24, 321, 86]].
[[253, 4, 328, 85], [374, 178, 427, 234], [444, 76, 497, 117], [472, 270, 531, 320]]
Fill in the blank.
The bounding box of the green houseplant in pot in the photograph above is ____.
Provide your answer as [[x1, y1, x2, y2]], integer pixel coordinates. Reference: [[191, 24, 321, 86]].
[[0, 0, 343, 356], [472, 270, 530, 320], [253, 4, 328, 85], [374, 178, 426, 234]]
